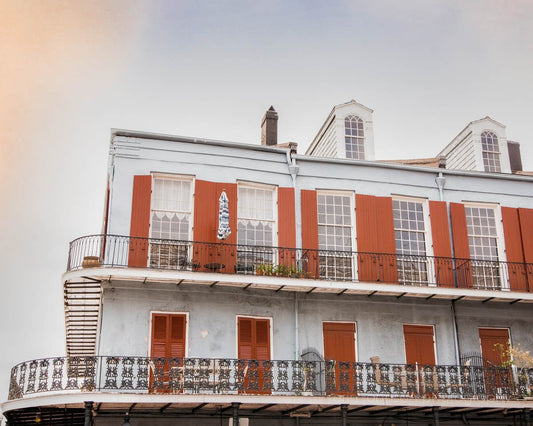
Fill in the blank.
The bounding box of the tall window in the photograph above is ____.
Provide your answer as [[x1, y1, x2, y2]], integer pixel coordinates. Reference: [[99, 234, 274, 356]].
[[344, 115, 365, 160], [393, 199, 429, 284], [465, 206, 501, 289], [317, 192, 354, 280], [481, 131, 501, 173], [237, 185, 276, 267], [150, 176, 192, 268]]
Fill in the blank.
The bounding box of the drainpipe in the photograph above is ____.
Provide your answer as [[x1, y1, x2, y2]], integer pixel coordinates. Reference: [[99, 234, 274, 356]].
[[286, 147, 301, 361], [436, 172, 461, 365]]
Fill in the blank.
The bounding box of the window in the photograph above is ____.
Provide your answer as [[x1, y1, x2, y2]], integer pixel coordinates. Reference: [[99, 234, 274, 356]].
[[465, 206, 502, 289], [150, 176, 193, 269], [317, 192, 355, 280], [344, 115, 365, 160], [481, 131, 501, 173], [393, 198, 431, 285], [237, 184, 277, 268]]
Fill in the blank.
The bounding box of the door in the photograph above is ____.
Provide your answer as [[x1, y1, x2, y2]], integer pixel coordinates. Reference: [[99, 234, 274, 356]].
[[323, 322, 356, 395], [479, 328, 512, 396], [150, 313, 186, 392], [238, 317, 271, 394], [403, 324, 436, 395]]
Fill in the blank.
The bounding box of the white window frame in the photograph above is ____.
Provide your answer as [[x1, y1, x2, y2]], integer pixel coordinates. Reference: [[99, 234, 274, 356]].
[[392, 196, 435, 286], [481, 131, 501, 173], [464, 202, 509, 290], [148, 174, 195, 268], [317, 190, 357, 280], [344, 115, 365, 160]]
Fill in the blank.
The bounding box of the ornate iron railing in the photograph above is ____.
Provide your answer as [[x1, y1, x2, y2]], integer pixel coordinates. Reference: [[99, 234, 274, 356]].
[[8, 356, 533, 401], [67, 235, 533, 291]]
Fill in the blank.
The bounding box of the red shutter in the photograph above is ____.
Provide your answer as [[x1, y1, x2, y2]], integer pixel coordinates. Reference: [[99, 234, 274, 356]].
[[518, 208, 533, 290], [128, 175, 151, 267], [150, 314, 186, 359], [255, 319, 271, 360], [323, 322, 356, 395], [403, 324, 436, 365], [238, 317, 253, 360], [502, 207, 527, 291], [301, 190, 319, 278], [479, 328, 510, 366], [429, 201, 454, 287], [151, 315, 168, 358], [238, 317, 271, 394], [450, 203, 473, 288], [193, 180, 218, 271], [278, 187, 296, 269], [356, 194, 379, 281], [217, 182, 237, 273], [376, 196, 398, 283]]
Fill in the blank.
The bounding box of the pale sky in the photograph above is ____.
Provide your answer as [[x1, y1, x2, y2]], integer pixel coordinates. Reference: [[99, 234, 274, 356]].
[[1, 0, 532, 408]]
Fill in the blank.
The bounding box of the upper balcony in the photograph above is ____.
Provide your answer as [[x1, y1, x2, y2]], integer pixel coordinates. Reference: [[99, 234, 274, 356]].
[[66, 234, 533, 303]]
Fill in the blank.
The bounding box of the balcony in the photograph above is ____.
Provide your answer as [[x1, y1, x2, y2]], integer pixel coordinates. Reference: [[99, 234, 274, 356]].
[[8, 356, 533, 402], [67, 235, 533, 292]]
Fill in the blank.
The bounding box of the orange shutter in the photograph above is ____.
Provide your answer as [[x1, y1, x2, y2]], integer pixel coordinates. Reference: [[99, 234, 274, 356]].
[[238, 317, 271, 394], [450, 203, 473, 288], [255, 319, 271, 360], [376, 196, 398, 283], [151, 314, 168, 358], [278, 187, 296, 269], [238, 318, 253, 360], [502, 207, 527, 291], [429, 201, 454, 287], [151, 314, 186, 359], [301, 190, 319, 278], [356, 194, 379, 281], [323, 322, 356, 395], [479, 328, 510, 366], [518, 208, 533, 290], [128, 175, 151, 267], [218, 183, 237, 273], [403, 324, 436, 365]]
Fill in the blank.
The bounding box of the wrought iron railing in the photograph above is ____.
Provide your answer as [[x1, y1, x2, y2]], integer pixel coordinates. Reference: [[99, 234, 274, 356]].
[[67, 235, 533, 291], [8, 356, 533, 401]]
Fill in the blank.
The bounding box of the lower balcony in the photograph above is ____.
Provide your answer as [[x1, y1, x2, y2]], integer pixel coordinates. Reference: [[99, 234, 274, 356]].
[[8, 356, 533, 401]]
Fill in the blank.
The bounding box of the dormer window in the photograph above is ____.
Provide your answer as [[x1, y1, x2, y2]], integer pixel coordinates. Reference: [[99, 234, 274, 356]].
[[344, 115, 365, 160], [481, 131, 501, 173]]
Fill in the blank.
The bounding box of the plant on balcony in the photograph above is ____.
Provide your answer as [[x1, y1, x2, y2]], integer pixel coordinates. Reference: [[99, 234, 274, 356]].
[[495, 343, 533, 398]]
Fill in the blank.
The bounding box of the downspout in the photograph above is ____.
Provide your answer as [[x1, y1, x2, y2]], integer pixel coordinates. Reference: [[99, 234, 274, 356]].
[[286, 146, 300, 360], [435, 171, 461, 365]]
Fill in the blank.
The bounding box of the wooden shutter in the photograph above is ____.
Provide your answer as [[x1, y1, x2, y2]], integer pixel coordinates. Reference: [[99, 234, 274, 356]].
[[323, 322, 356, 395], [502, 207, 527, 291], [254, 319, 271, 360], [151, 314, 168, 358], [403, 324, 436, 365], [278, 187, 296, 269], [238, 317, 254, 360], [518, 208, 533, 290], [429, 201, 454, 287], [128, 175, 151, 267], [301, 190, 319, 278], [356, 194, 397, 283], [237, 317, 271, 360], [150, 313, 186, 359], [450, 203, 473, 288], [479, 328, 510, 366]]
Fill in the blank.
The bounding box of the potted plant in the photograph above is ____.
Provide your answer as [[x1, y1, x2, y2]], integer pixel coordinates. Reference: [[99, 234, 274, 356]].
[[495, 343, 533, 399]]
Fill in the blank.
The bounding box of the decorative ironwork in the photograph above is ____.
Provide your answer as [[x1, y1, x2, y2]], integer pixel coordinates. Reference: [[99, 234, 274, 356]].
[[68, 234, 533, 292], [8, 356, 533, 401]]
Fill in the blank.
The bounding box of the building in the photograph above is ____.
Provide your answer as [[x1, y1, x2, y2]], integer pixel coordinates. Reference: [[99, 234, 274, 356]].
[[2, 101, 533, 425]]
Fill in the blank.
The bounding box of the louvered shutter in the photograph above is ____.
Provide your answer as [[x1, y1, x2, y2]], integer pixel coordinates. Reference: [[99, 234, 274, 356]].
[[429, 201, 454, 287], [450, 203, 473, 288], [502, 207, 527, 291], [151, 315, 168, 358], [376, 196, 398, 283], [301, 190, 319, 278], [255, 319, 271, 360], [518, 208, 533, 290], [278, 187, 296, 268], [238, 317, 253, 360], [128, 175, 151, 267]]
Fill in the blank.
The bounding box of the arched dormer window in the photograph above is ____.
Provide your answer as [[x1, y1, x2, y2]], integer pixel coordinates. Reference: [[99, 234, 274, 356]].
[[481, 131, 501, 172], [344, 115, 365, 160]]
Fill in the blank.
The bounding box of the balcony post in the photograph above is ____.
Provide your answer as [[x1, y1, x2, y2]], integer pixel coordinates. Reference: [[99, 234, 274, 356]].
[[232, 402, 241, 426], [341, 404, 348, 426], [432, 406, 439, 426], [84, 401, 93, 426], [525, 408, 531, 426]]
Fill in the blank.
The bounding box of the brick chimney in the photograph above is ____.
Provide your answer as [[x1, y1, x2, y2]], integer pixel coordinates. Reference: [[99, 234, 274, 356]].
[[261, 106, 278, 146]]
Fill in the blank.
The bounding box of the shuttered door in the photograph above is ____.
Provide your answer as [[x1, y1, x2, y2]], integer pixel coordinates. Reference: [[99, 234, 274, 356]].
[[278, 187, 296, 269], [376, 196, 398, 283], [356, 194, 379, 281], [301, 190, 319, 278], [237, 317, 271, 394], [502, 207, 527, 291], [450, 203, 473, 288], [128, 175, 152, 267], [193, 181, 238, 273], [518, 208, 533, 290], [479, 328, 512, 396], [323, 322, 356, 395], [429, 201, 454, 287], [403, 324, 436, 365], [150, 313, 186, 392]]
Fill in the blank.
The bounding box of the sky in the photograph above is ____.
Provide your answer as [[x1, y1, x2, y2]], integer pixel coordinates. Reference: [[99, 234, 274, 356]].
[[1, 0, 533, 411]]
